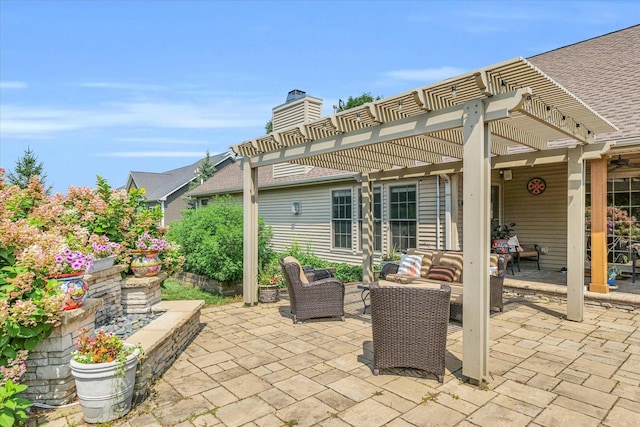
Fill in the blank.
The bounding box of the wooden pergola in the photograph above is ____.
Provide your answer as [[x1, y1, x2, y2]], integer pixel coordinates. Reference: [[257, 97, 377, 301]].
[[231, 57, 616, 384]]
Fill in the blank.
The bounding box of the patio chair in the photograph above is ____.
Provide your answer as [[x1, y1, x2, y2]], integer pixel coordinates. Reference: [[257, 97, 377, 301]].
[[370, 281, 451, 382], [279, 256, 345, 324]]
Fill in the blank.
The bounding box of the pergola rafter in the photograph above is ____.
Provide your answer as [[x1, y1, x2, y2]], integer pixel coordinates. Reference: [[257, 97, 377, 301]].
[[234, 57, 618, 385]]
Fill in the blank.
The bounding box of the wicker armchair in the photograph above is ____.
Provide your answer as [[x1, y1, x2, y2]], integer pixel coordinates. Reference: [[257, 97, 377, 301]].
[[279, 256, 345, 324], [370, 282, 451, 382]]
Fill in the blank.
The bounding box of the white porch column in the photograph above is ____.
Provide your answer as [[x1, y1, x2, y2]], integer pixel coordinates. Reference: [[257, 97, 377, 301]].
[[242, 160, 259, 305], [567, 147, 585, 321], [462, 99, 491, 385], [361, 174, 374, 285]]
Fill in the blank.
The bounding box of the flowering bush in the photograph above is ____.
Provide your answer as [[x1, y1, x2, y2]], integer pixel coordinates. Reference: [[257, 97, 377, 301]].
[[89, 235, 121, 258], [268, 273, 286, 288], [54, 249, 94, 275], [72, 327, 136, 364], [134, 232, 168, 252], [0, 171, 181, 414]]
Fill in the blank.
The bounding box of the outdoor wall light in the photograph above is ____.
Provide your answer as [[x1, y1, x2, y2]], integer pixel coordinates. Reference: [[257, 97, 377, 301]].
[[292, 202, 301, 215], [503, 169, 513, 181]]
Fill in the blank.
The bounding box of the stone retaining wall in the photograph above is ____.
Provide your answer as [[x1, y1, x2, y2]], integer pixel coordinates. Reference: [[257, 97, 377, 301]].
[[127, 300, 205, 402], [504, 284, 640, 313], [23, 299, 102, 405], [175, 271, 242, 296], [84, 265, 125, 325], [122, 273, 166, 314]]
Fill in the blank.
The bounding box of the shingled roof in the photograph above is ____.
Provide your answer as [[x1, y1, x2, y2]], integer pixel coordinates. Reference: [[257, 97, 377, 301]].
[[529, 24, 639, 143], [187, 160, 352, 196], [128, 152, 233, 201]]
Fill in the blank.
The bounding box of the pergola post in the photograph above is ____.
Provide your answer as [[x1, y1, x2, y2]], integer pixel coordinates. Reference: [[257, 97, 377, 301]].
[[462, 99, 491, 384], [567, 147, 585, 320], [242, 160, 259, 305], [362, 174, 374, 285], [589, 157, 609, 293]]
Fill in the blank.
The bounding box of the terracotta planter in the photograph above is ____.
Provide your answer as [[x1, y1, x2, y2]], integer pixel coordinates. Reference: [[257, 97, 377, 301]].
[[130, 250, 162, 277]]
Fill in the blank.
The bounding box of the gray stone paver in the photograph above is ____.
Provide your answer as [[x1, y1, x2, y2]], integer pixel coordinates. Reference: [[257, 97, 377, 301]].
[[40, 282, 640, 427], [338, 398, 401, 427], [467, 401, 533, 426], [604, 405, 640, 427], [275, 396, 335, 427], [534, 404, 601, 427], [553, 379, 618, 409]]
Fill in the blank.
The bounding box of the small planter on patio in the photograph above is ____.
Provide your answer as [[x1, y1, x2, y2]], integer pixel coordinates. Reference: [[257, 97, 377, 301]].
[[259, 284, 279, 303]]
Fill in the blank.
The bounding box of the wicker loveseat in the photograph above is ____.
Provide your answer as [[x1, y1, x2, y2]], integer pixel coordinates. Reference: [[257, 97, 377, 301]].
[[384, 250, 509, 320], [279, 256, 345, 324], [370, 281, 451, 382]]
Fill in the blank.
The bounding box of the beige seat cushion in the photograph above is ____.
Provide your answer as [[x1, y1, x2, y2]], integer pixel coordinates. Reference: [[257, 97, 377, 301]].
[[376, 279, 462, 304], [282, 256, 309, 284]]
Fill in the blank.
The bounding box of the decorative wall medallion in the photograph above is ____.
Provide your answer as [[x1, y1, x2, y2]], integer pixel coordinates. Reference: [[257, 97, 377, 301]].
[[527, 177, 546, 195]]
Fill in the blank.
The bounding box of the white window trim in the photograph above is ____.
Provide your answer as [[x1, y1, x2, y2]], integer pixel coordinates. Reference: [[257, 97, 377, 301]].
[[388, 182, 419, 251], [331, 187, 354, 250]]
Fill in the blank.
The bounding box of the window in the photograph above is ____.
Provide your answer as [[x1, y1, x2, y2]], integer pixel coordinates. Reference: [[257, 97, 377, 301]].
[[200, 199, 209, 207], [389, 185, 417, 250], [332, 189, 352, 249], [358, 187, 382, 251], [586, 176, 640, 264]]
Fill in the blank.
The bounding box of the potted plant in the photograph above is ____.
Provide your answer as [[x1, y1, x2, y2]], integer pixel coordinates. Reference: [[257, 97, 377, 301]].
[[70, 327, 142, 424], [258, 269, 285, 303], [52, 249, 93, 310], [87, 235, 121, 273], [491, 222, 516, 254], [381, 243, 402, 270], [130, 232, 168, 277], [373, 263, 382, 281]]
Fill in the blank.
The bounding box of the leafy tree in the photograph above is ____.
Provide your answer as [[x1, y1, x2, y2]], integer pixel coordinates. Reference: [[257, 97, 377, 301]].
[[337, 92, 382, 112], [195, 150, 216, 185], [265, 120, 273, 134], [6, 147, 50, 192], [184, 151, 217, 209]]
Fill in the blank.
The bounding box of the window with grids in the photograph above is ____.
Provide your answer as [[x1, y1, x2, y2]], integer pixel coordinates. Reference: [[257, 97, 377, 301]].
[[389, 185, 417, 250], [358, 187, 382, 251], [332, 189, 352, 249]]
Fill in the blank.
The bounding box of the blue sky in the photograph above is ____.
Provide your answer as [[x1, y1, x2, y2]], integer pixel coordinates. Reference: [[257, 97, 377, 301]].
[[1, 1, 639, 194]]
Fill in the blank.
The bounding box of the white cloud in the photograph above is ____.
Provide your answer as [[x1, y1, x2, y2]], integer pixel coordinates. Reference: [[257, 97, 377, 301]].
[[385, 67, 467, 82], [0, 98, 270, 138], [78, 82, 165, 91], [0, 81, 27, 89], [116, 137, 210, 145], [99, 151, 205, 158]]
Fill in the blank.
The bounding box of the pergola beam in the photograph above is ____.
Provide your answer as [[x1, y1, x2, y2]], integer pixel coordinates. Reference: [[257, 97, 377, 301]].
[[491, 120, 547, 151], [518, 96, 593, 144], [245, 89, 530, 169]]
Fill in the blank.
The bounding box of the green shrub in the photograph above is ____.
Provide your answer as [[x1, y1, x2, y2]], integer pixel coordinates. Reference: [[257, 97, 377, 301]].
[[272, 241, 363, 283], [333, 264, 363, 282], [168, 196, 272, 282]]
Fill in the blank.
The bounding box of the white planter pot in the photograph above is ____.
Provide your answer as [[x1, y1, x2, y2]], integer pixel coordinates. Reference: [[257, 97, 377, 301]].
[[87, 255, 116, 274], [70, 345, 139, 423]]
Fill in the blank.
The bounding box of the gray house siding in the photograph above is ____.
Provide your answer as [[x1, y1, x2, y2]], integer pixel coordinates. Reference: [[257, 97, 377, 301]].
[[164, 183, 191, 225], [501, 163, 568, 271], [209, 177, 449, 265]]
